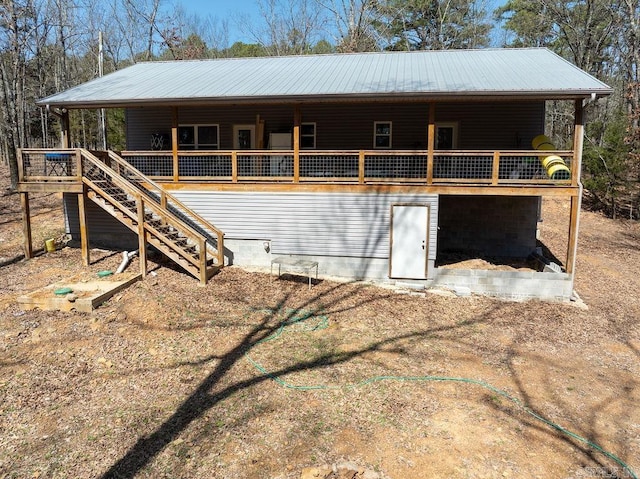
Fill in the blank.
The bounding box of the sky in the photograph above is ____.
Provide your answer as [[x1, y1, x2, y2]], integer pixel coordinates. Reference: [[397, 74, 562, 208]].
[[178, 0, 508, 47]]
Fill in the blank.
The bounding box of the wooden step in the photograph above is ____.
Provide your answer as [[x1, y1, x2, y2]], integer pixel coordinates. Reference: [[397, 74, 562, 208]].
[[82, 161, 222, 284]]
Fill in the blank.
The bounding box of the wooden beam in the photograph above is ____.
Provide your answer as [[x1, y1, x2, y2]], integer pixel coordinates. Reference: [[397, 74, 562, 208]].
[[231, 151, 238, 183], [572, 99, 584, 187], [136, 196, 148, 278], [60, 110, 70, 148], [566, 191, 581, 274], [491, 151, 501, 185], [17, 148, 25, 182], [18, 182, 83, 193], [172, 107, 179, 182], [427, 103, 435, 184], [256, 114, 265, 149], [198, 238, 208, 286], [21, 192, 33, 259], [293, 106, 301, 183], [78, 189, 90, 266], [163, 181, 580, 197]]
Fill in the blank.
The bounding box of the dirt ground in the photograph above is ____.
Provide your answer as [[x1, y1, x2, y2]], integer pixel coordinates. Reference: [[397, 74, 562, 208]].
[[1, 163, 639, 479]]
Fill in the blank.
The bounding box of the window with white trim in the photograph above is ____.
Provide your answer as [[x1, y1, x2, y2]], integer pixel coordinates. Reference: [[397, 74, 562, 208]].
[[301, 122, 316, 149], [374, 121, 392, 149], [178, 124, 220, 150]]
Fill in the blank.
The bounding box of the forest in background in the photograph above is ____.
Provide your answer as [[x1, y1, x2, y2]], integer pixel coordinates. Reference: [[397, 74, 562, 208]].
[[1, 0, 638, 218]]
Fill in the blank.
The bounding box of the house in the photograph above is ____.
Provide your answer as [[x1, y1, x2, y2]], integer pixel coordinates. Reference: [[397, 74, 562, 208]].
[[18, 48, 612, 299]]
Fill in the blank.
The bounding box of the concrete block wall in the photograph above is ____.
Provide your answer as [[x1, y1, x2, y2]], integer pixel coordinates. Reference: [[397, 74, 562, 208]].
[[433, 268, 573, 301], [437, 195, 540, 258]]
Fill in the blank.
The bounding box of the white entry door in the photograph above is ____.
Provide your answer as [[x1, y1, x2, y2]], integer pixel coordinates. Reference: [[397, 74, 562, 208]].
[[390, 204, 429, 279], [233, 125, 255, 149]]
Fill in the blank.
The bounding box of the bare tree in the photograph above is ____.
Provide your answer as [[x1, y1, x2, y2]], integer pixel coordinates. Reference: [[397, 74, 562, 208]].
[[120, 0, 164, 61], [316, 0, 379, 52], [247, 0, 327, 55], [0, 0, 36, 188]]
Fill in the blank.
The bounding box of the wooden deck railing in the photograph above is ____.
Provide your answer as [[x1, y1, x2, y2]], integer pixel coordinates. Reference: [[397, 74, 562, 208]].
[[18, 148, 576, 186]]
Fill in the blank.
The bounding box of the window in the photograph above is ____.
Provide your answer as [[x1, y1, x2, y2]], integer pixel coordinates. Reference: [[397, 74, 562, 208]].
[[178, 124, 219, 150], [374, 121, 392, 149], [435, 122, 459, 149], [301, 122, 316, 149]]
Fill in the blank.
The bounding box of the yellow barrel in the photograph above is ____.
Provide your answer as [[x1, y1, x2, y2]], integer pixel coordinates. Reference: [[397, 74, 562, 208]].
[[531, 134, 555, 150], [532, 134, 571, 180], [45, 238, 55, 252], [541, 155, 565, 169], [547, 162, 571, 180]]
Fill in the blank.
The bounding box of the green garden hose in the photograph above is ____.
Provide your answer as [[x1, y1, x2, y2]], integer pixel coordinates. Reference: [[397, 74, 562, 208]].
[[245, 307, 638, 479]]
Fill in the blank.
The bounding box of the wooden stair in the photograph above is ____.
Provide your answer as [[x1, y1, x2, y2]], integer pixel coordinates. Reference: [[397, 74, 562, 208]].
[[78, 149, 224, 284]]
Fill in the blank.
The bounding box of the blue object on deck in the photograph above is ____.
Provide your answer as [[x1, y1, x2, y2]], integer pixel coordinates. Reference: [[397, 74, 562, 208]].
[[44, 152, 72, 175]]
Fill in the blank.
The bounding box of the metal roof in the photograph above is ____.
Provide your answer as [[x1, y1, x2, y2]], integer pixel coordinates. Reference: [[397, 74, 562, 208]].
[[38, 48, 612, 108]]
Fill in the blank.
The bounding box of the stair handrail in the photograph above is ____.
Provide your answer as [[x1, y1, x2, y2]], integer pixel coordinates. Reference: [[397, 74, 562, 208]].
[[78, 149, 219, 268], [105, 150, 224, 266]]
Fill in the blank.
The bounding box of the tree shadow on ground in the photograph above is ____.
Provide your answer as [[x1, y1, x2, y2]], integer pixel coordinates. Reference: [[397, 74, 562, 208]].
[[499, 337, 638, 479], [99, 282, 499, 478], [96, 277, 638, 479]]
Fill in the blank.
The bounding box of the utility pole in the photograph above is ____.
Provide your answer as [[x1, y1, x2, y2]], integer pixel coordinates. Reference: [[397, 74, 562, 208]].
[[99, 31, 107, 150]]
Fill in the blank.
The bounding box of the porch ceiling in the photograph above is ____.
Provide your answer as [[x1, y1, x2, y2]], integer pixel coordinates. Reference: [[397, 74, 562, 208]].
[[38, 48, 612, 109]]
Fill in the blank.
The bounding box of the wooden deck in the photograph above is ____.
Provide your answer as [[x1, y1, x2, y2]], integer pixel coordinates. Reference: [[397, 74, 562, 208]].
[[15, 147, 584, 277], [18, 148, 579, 196]]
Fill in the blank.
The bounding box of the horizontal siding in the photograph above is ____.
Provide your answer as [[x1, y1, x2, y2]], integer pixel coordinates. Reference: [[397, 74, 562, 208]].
[[126, 102, 544, 151], [172, 191, 439, 259], [64, 194, 139, 250]]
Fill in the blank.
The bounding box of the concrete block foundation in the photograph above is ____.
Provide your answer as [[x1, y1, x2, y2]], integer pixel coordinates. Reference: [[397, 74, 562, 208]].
[[432, 267, 573, 301]]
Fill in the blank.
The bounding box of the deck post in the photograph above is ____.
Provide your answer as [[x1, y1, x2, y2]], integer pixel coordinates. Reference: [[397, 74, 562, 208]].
[[491, 151, 500, 185], [78, 188, 90, 266], [293, 106, 300, 182], [427, 103, 435, 184], [572, 99, 584, 187], [566, 99, 585, 275], [136, 196, 148, 278], [199, 238, 208, 286], [171, 107, 179, 182], [60, 110, 70, 148], [231, 151, 238, 182], [21, 192, 33, 259], [566, 189, 582, 275]]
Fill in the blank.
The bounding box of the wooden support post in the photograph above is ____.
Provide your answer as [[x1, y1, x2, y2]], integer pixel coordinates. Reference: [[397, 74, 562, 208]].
[[427, 103, 435, 185], [76, 150, 83, 180], [358, 151, 365, 184], [171, 107, 179, 182], [572, 99, 584, 187], [21, 192, 33, 259], [566, 191, 581, 275], [198, 238, 208, 286], [256, 114, 264, 149], [491, 151, 501, 185], [231, 151, 238, 183], [17, 148, 25, 182], [293, 106, 301, 183], [60, 110, 70, 148], [217, 232, 224, 267], [566, 100, 585, 275], [78, 189, 90, 266], [136, 196, 148, 278]]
